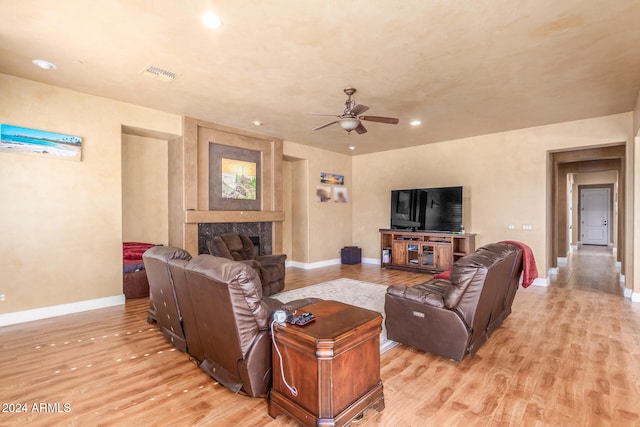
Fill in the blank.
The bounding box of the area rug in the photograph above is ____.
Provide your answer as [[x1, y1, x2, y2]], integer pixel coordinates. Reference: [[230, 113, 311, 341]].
[[273, 278, 397, 353]]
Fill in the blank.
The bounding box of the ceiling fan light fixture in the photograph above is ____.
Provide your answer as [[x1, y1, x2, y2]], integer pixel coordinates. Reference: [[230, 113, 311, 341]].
[[339, 117, 360, 131]]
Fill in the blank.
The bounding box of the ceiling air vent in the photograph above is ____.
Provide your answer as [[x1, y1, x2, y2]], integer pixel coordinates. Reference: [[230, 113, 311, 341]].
[[141, 65, 177, 82]]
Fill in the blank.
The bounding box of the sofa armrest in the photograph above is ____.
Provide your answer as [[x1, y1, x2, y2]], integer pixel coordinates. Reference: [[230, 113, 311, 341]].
[[386, 279, 452, 308], [257, 253, 286, 265]]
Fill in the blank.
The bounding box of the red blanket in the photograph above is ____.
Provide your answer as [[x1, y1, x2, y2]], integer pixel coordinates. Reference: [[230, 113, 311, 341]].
[[432, 241, 538, 288], [498, 240, 538, 288], [123, 242, 156, 261]]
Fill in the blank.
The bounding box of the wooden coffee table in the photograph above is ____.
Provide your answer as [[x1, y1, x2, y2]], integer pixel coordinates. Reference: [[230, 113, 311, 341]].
[[269, 300, 384, 426]]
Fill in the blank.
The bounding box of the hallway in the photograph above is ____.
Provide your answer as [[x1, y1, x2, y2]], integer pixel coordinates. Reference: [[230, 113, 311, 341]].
[[549, 244, 624, 296]]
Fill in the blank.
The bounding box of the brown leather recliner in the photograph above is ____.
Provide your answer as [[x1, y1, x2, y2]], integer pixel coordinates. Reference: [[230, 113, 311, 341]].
[[142, 245, 193, 352], [177, 254, 319, 397], [207, 233, 286, 296], [384, 243, 523, 361]]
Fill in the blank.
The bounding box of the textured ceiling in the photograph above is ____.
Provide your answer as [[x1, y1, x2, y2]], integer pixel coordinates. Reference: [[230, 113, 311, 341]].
[[1, 0, 640, 155]]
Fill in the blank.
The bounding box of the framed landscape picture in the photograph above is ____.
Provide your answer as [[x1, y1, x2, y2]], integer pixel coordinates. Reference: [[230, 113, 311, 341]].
[[0, 124, 82, 161], [320, 172, 344, 185], [209, 143, 261, 210], [221, 158, 257, 200]]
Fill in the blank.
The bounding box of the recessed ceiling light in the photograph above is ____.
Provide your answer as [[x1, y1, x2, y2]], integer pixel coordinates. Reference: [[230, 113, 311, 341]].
[[348, 146, 356, 151], [410, 120, 421, 126], [202, 12, 222, 29], [252, 120, 263, 126], [32, 59, 56, 70]]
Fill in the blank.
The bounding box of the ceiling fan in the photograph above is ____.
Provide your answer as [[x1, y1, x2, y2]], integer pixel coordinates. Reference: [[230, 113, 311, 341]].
[[308, 88, 399, 134]]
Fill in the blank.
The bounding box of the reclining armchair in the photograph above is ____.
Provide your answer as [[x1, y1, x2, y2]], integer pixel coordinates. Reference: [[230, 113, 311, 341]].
[[385, 243, 523, 361], [207, 233, 286, 296], [177, 254, 318, 397]]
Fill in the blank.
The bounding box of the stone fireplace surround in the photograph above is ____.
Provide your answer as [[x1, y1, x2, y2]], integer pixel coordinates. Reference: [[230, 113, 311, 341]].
[[170, 117, 285, 257], [198, 222, 273, 256]]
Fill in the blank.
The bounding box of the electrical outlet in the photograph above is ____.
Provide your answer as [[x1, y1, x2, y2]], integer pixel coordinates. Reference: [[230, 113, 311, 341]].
[[0, 293, 6, 302]]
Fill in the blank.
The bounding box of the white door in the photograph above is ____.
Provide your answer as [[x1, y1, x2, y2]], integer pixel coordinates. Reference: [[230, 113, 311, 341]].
[[580, 188, 609, 245]]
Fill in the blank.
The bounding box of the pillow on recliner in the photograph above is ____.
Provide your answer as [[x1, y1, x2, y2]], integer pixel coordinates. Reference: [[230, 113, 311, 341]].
[[207, 236, 233, 260], [443, 262, 480, 308]]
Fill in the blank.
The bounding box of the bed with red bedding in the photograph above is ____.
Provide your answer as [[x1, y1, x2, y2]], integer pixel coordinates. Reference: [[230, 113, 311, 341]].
[[123, 242, 157, 299]]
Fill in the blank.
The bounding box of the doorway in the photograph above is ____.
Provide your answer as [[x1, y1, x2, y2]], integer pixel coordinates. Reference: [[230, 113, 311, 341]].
[[579, 187, 610, 246], [548, 144, 625, 277]]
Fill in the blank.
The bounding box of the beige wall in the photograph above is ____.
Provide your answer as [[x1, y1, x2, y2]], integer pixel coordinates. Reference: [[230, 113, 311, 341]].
[[284, 141, 352, 264], [0, 74, 180, 313], [282, 160, 293, 257], [2, 73, 638, 316], [289, 158, 309, 262], [122, 134, 168, 245], [352, 113, 634, 279]]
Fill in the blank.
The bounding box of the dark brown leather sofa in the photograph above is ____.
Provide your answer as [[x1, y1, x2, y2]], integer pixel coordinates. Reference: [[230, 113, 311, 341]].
[[207, 233, 286, 296], [145, 248, 318, 397], [142, 245, 193, 351], [384, 243, 523, 361]]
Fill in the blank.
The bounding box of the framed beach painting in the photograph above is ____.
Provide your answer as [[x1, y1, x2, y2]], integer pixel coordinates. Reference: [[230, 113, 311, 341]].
[[0, 124, 82, 161]]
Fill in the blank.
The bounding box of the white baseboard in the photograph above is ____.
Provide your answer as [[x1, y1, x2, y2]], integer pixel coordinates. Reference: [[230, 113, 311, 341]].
[[286, 258, 342, 270], [286, 256, 380, 270], [624, 287, 640, 302], [530, 277, 549, 287], [0, 294, 126, 327]]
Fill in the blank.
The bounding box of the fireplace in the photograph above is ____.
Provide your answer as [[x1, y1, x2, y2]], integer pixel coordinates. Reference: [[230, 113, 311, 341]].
[[174, 117, 285, 257], [198, 222, 273, 255]]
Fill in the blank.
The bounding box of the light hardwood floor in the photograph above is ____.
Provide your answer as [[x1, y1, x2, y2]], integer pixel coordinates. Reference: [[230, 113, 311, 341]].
[[1, 246, 639, 426]]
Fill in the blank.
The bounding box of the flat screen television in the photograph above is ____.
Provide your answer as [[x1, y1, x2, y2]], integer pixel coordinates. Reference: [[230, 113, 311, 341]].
[[390, 186, 463, 232]]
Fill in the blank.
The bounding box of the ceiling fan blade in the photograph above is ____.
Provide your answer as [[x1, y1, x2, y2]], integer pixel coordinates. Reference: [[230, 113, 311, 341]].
[[355, 123, 368, 134], [350, 104, 370, 116], [359, 115, 399, 125], [312, 120, 339, 131]]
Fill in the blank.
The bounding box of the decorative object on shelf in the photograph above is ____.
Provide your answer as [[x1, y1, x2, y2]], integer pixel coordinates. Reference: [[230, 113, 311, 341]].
[[0, 124, 82, 161]]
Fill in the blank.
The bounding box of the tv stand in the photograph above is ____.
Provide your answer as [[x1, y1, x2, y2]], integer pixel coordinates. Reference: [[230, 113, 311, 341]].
[[379, 229, 475, 272]]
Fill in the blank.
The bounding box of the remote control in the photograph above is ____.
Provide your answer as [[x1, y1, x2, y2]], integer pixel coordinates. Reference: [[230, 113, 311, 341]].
[[290, 312, 315, 326]]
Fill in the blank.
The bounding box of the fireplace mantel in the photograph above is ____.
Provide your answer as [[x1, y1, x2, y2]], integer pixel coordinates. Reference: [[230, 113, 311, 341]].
[[185, 210, 284, 224]]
